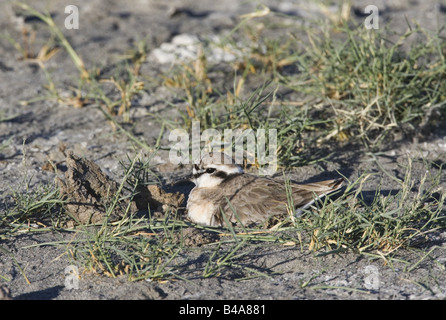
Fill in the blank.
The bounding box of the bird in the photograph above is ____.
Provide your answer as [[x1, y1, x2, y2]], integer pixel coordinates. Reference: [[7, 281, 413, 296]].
[[186, 152, 343, 227]]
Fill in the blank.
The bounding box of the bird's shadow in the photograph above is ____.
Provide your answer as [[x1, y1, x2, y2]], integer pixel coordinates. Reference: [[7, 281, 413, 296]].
[[14, 285, 65, 300]]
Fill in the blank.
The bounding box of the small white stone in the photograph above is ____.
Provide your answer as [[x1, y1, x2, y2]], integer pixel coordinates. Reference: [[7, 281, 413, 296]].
[[171, 34, 199, 46], [151, 48, 175, 64]]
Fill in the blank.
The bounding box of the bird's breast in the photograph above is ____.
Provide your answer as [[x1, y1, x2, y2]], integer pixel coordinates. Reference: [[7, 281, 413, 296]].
[[186, 188, 219, 226]]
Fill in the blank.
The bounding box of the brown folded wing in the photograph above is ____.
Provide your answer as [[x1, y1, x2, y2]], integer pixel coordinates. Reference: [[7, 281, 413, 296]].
[[215, 176, 343, 226]]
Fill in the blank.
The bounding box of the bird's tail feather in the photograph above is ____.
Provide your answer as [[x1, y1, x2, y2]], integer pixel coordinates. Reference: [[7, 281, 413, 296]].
[[293, 178, 344, 215]]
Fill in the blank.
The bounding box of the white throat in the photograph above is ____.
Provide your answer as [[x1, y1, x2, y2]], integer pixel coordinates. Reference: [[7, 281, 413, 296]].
[[195, 174, 223, 188]]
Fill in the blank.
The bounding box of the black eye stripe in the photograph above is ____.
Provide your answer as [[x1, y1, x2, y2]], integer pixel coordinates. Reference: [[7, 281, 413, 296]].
[[194, 164, 199, 171], [193, 172, 203, 179], [193, 167, 224, 179], [214, 170, 228, 179]]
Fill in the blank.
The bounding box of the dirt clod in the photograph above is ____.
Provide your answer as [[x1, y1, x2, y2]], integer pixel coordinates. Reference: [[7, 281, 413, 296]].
[[135, 184, 184, 211], [57, 152, 185, 225], [57, 152, 122, 224]]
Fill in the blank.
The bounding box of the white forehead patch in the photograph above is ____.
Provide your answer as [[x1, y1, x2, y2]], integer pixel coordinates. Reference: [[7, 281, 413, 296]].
[[210, 164, 243, 174]]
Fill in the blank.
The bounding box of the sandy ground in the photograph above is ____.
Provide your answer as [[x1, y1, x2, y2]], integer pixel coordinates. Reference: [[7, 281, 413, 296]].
[[1, 0, 446, 301]]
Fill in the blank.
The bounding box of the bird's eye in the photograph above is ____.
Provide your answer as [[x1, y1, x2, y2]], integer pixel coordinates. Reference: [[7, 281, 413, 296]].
[[206, 168, 216, 174]]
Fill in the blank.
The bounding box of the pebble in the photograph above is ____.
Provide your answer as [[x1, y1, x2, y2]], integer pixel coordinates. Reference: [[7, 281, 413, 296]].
[[150, 33, 239, 65]]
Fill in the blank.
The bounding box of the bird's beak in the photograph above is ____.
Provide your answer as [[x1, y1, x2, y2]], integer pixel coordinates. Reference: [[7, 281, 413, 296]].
[[172, 164, 201, 185]]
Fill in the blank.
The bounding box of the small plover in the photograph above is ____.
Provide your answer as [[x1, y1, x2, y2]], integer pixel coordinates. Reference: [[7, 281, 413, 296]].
[[186, 152, 343, 227]]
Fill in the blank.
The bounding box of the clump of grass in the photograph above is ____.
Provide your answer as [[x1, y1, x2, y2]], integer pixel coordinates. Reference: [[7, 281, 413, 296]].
[[67, 212, 185, 280], [9, 2, 147, 122], [162, 71, 325, 168], [1, 145, 64, 238], [89, 67, 145, 123], [1, 180, 65, 239], [291, 159, 446, 254], [286, 21, 446, 146], [14, 2, 88, 78]]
